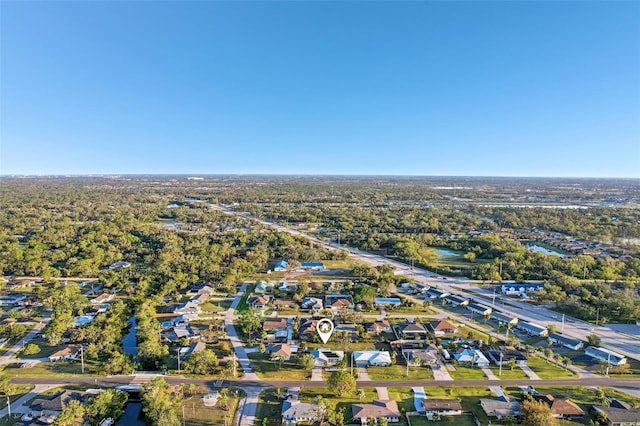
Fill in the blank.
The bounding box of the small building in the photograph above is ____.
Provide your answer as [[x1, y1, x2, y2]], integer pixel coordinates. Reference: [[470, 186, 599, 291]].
[[300, 262, 324, 270], [278, 282, 298, 293], [490, 311, 518, 327], [429, 320, 458, 336], [584, 346, 627, 366], [485, 348, 527, 366], [325, 294, 354, 311], [173, 301, 201, 316], [310, 348, 344, 367], [467, 303, 492, 316], [403, 349, 438, 366], [254, 281, 275, 294], [501, 283, 544, 297], [367, 320, 392, 335], [516, 321, 548, 337], [90, 293, 114, 305], [480, 397, 521, 419], [444, 295, 469, 307], [353, 351, 392, 367], [352, 400, 401, 424], [300, 297, 323, 311], [422, 399, 463, 417], [108, 261, 131, 270], [197, 285, 215, 296], [548, 333, 584, 350], [425, 288, 450, 300], [267, 343, 293, 361], [531, 394, 585, 419], [398, 322, 429, 340], [281, 400, 319, 425], [592, 406, 640, 426], [335, 324, 360, 338], [248, 295, 270, 310], [49, 345, 82, 362], [453, 349, 490, 367], [274, 260, 289, 272]]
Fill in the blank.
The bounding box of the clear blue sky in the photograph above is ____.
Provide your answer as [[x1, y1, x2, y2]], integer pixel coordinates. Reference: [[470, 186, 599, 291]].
[[1, 1, 639, 177]]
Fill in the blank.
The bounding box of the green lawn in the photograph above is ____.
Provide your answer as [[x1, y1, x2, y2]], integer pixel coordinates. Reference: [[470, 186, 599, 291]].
[[409, 415, 477, 426], [199, 302, 227, 313], [0, 415, 21, 426], [503, 386, 640, 412], [367, 365, 434, 381], [255, 388, 284, 426], [488, 365, 529, 380], [234, 284, 255, 314], [183, 388, 241, 426], [248, 353, 310, 381], [456, 325, 490, 343], [1, 360, 101, 377], [448, 365, 487, 380], [526, 355, 577, 379], [15, 338, 61, 359]]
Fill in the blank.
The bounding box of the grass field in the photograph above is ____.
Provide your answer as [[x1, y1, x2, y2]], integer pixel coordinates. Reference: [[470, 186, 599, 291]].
[[234, 284, 255, 314], [367, 365, 434, 381], [488, 365, 529, 380], [448, 365, 487, 380], [1, 360, 101, 377], [248, 353, 310, 381], [409, 415, 477, 426], [526, 355, 578, 379], [183, 389, 241, 426]]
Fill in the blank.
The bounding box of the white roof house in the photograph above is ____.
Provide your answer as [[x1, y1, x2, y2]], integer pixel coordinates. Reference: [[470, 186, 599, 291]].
[[310, 348, 345, 367], [584, 346, 627, 366], [453, 349, 490, 367], [353, 351, 392, 367]]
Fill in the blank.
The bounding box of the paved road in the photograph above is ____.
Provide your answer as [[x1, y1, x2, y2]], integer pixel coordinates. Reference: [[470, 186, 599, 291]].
[[225, 283, 260, 383], [0, 319, 50, 365], [210, 204, 640, 362]]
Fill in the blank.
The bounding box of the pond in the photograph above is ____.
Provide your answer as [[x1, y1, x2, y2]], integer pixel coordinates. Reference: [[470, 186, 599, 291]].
[[123, 317, 137, 356], [435, 248, 461, 258], [116, 402, 145, 426], [526, 244, 567, 258]]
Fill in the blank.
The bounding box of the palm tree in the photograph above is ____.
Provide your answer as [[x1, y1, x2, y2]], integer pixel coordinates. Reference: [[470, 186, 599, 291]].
[[219, 388, 230, 411]]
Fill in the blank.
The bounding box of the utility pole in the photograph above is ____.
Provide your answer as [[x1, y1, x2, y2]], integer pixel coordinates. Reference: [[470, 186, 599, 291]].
[[499, 352, 503, 377], [233, 353, 237, 377], [81, 344, 85, 373], [492, 289, 496, 307], [561, 314, 565, 332], [596, 307, 600, 327], [177, 348, 181, 373]]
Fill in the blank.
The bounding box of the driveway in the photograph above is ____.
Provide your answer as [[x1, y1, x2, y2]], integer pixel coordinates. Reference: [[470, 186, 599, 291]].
[[225, 283, 259, 381], [357, 367, 371, 381]]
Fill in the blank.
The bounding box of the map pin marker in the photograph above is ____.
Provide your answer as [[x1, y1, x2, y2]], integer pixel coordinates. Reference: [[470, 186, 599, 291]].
[[316, 318, 335, 344]]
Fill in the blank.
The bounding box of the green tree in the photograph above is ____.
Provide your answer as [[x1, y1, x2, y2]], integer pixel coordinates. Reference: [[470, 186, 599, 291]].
[[22, 343, 41, 356], [141, 377, 182, 426], [328, 371, 356, 397], [299, 353, 317, 371], [55, 399, 85, 426], [182, 350, 219, 375], [85, 389, 128, 426], [587, 334, 601, 347], [521, 399, 559, 426]]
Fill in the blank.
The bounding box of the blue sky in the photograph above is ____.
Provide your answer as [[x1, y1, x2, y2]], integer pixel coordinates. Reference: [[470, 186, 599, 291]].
[[1, 1, 639, 177]]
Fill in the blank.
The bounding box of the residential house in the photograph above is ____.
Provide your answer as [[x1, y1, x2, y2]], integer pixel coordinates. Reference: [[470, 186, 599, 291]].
[[403, 349, 438, 366], [422, 399, 463, 417], [548, 333, 584, 350], [190, 293, 209, 304], [325, 294, 354, 311], [281, 400, 319, 425], [267, 343, 293, 361], [197, 285, 215, 296], [163, 325, 201, 343], [516, 321, 548, 337], [485, 348, 527, 366], [299, 319, 319, 340], [335, 324, 360, 339], [263, 319, 288, 333], [300, 262, 324, 270], [183, 342, 207, 359], [591, 406, 640, 426], [173, 301, 201, 316], [480, 397, 521, 419], [310, 348, 344, 367], [278, 282, 298, 293], [254, 281, 275, 294], [329, 298, 353, 311], [30, 390, 87, 414], [366, 320, 392, 335], [300, 297, 323, 311], [490, 311, 518, 327], [108, 261, 131, 270], [353, 351, 392, 367], [453, 349, 490, 367], [444, 295, 469, 307], [467, 303, 492, 317], [248, 295, 270, 310], [274, 260, 289, 272], [0, 293, 27, 306], [398, 322, 429, 340], [352, 400, 401, 424], [49, 345, 82, 362], [584, 346, 627, 366], [429, 320, 458, 336], [532, 394, 585, 419], [90, 293, 114, 305]]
